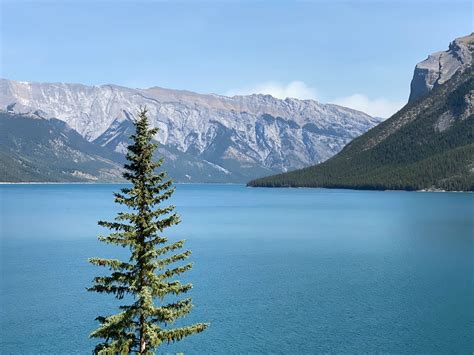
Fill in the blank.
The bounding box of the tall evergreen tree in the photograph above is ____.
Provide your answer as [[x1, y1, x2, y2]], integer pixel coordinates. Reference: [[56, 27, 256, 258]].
[[88, 108, 208, 354]]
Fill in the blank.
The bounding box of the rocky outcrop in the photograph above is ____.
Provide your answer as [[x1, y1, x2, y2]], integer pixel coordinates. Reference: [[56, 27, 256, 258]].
[[409, 33, 473, 103]]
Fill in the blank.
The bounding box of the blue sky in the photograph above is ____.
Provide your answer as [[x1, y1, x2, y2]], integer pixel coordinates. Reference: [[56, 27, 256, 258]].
[[1, 0, 472, 117]]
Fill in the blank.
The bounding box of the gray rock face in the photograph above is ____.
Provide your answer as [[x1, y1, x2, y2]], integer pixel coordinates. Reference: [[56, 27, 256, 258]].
[[409, 33, 473, 103], [0, 78, 381, 182]]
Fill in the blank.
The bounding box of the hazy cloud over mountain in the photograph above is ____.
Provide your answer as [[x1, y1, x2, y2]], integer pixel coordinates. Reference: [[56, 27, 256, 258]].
[[331, 94, 405, 118]]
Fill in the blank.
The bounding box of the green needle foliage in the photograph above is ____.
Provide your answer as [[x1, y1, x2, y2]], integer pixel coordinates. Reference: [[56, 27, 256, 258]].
[[88, 108, 208, 354]]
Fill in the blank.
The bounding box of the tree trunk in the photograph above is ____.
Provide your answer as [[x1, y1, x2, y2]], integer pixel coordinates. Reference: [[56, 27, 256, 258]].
[[140, 313, 146, 353]]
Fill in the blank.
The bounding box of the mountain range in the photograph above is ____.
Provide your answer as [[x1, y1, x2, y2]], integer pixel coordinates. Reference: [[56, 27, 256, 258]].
[[2, 34, 472, 189], [0, 80, 380, 182], [249, 33, 474, 191]]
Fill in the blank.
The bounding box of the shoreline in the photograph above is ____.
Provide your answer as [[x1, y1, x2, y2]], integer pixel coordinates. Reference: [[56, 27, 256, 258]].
[[0, 182, 471, 193], [0, 181, 244, 186]]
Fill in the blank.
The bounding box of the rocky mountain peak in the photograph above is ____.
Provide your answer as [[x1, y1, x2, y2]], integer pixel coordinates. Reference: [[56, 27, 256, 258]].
[[409, 33, 473, 103]]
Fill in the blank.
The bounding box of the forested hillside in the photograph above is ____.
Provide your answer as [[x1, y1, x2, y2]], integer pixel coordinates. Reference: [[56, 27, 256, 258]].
[[248, 68, 474, 191]]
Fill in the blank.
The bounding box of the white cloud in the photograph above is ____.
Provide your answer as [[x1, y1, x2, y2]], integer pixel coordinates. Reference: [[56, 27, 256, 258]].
[[331, 94, 405, 118], [225, 80, 318, 100]]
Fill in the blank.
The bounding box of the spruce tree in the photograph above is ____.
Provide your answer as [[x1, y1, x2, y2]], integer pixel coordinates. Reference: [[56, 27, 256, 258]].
[[88, 108, 208, 354]]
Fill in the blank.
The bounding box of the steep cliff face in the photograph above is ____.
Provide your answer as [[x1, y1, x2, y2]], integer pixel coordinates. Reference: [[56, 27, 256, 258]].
[[0, 79, 380, 182], [409, 33, 473, 102]]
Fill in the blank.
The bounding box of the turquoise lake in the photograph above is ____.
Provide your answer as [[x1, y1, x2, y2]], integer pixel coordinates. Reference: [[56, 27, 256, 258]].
[[0, 184, 473, 353]]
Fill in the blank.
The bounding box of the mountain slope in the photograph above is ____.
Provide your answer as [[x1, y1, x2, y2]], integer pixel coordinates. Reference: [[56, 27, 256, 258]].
[[248, 64, 474, 191], [0, 112, 124, 182], [0, 79, 380, 182]]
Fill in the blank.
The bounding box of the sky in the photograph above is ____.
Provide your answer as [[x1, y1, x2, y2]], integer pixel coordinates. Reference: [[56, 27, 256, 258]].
[[0, 0, 472, 117]]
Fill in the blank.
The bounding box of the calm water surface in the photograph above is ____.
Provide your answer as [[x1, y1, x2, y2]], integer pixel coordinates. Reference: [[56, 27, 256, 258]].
[[0, 184, 473, 353]]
